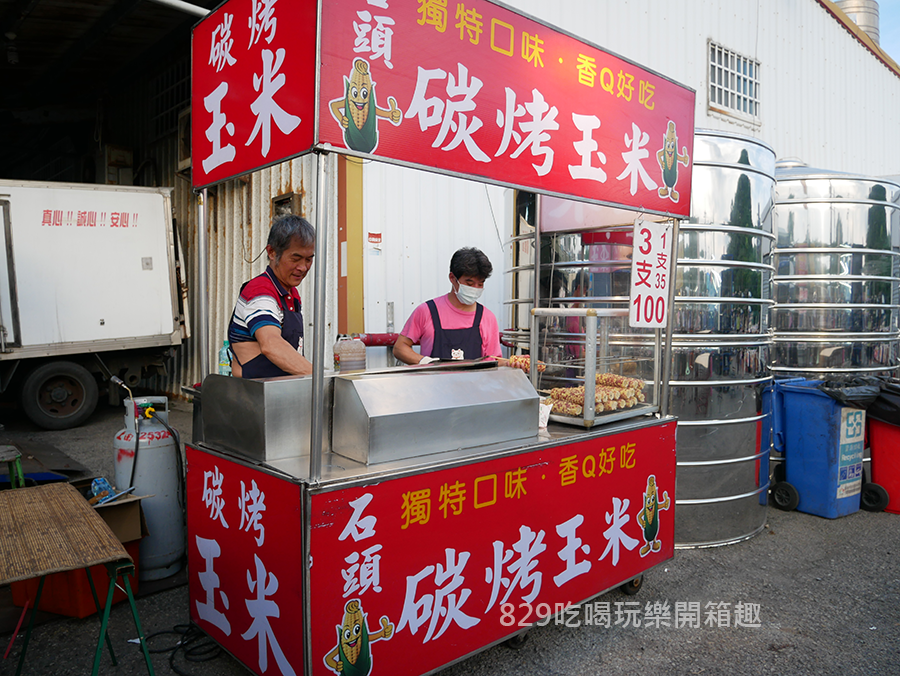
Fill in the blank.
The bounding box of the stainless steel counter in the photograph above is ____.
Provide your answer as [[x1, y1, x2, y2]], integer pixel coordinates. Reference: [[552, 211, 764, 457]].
[[196, 415, 673, 490], [332, 368, 538, 464], [199, 364, 541, 470]]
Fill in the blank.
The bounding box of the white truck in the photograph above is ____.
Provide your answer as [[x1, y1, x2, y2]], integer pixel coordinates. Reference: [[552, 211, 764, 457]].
[[0, 180, 189, 429]]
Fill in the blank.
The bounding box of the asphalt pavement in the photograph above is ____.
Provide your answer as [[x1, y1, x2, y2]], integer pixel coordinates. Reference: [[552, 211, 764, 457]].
[[0, 397, 897, 675]]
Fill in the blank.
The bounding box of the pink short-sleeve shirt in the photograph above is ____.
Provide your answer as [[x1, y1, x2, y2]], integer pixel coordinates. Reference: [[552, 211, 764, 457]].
[[399, 294, 502, 359]]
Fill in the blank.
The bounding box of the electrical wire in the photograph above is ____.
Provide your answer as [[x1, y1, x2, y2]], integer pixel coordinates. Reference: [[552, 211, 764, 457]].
[[484, 183, 503, 246], [108, 382, 197, 676], [130, 414, 141, 490], [109, 377, 142, 491], [146, 408, 188, 571], [145, 624, 222, 676]]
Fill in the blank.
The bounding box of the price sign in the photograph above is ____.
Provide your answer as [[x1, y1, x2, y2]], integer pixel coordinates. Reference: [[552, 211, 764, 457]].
[[629, 218, 673, 328]]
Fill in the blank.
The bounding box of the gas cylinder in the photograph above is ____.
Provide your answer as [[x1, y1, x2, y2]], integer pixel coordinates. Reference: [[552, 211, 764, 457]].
[[113, 396, 185, 581]]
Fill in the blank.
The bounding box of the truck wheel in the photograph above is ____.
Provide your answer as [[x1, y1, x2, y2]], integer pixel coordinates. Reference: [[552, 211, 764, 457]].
[[21, 361, 99, 430]]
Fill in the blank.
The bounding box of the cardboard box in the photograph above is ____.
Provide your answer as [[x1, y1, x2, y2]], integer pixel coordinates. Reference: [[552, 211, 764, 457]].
[[11, 492, 149, 618], [94, 493, 149, 543]]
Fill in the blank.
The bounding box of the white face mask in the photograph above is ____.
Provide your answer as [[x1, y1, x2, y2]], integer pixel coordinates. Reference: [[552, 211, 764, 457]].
[[455, 283, 483, 305]]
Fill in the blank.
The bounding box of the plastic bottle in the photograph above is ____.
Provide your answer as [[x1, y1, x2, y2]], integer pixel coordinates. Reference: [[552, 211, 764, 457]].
[[339, 336, 367, 372], [218, 340, 232, 376], [333, 335, 346, 371]]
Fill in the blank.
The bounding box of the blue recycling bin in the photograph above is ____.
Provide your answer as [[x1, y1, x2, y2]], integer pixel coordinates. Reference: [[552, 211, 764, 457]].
[[773, 380, 864, 518], [766, 378, 805, 464]]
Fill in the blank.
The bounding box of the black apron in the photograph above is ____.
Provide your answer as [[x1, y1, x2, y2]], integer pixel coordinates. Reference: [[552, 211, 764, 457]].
[[237, 269, 305, 379], [427, 299, 483, 360]]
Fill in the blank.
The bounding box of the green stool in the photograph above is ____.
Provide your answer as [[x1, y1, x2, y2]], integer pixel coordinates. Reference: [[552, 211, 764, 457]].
[[0, 445, 26, 489], [15, 560, 155, 676]]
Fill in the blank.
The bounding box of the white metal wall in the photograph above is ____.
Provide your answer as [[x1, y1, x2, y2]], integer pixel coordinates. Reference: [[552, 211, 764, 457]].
[[361, 162, 508, 358], [512, 0, 900, 175]]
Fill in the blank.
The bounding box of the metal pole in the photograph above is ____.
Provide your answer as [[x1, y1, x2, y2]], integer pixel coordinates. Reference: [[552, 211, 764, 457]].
[[309, 152, 329, 483], [654, 326, 662, 411], [146, 0, 209, 17], [584, 311, 597, 426], [660, 219, 680, 418], [529, 194, 541, 387], [197, 189, 210, 380], [532, 308, 627, 318], [599, 311, 609, 369]]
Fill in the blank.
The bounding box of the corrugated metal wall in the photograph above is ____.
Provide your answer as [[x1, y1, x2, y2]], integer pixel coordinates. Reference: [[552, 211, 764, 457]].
[[150, 134, 196, 393], [512, 0, 900, 175], [150, 154, 338, 395]]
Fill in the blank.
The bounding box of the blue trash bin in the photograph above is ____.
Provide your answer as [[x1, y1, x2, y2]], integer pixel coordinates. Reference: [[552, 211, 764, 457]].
[[768, 377, 806, 485], [772, 380, 865, 518]]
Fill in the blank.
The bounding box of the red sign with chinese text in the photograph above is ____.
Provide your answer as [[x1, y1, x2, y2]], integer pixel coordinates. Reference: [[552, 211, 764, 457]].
[[191, 0, 317, 188], [192, 0, 695, 215], [39, 209, 141, 228], [187, 448, 304, 675], [318, 0, 695, 216], [309, 420, 676, 676]]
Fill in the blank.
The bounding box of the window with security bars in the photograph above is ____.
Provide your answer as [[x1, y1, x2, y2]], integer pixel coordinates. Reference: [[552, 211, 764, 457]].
[[709, 42, 760, 121], [150, 57, 190, 142]]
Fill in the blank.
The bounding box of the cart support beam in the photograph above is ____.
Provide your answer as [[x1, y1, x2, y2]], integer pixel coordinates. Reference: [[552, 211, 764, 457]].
[[660, 219, 680, 418], [529, 194, 541, 387], [197, 189, 209, 379], [584, 311, 597, 425], [309, 151, 329, 483]]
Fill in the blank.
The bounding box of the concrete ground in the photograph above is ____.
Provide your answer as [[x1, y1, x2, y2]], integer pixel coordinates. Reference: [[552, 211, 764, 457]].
[[0, 397, 897, 675]]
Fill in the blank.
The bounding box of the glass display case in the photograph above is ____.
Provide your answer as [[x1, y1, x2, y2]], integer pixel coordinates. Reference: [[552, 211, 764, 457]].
[[531, 307, 660, 427], [504, 191, 674, 428]]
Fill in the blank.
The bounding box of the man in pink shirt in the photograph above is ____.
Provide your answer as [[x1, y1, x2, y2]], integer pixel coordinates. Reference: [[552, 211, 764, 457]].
[[393, 247, 502, 364]]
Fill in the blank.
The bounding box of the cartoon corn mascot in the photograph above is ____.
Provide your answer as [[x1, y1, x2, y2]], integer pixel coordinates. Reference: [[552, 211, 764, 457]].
[[656, 121, 690, 202], [637, 474, 671, 557], [324, 600, 394, 676], [329, 58, 402, 154]]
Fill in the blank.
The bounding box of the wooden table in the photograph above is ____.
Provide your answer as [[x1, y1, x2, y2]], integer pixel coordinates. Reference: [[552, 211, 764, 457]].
[[0, 482, 154, 676]]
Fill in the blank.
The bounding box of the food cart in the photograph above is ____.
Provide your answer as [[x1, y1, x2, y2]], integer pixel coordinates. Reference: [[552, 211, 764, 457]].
[[187, 1, 695, 675]]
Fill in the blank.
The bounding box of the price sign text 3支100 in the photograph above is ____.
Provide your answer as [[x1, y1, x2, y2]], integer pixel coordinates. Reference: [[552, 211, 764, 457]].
[[628, 220, 672, 329]]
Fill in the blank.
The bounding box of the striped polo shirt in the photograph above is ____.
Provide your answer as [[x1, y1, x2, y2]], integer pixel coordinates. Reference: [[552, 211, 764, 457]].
[[228, 266, 302, 344]]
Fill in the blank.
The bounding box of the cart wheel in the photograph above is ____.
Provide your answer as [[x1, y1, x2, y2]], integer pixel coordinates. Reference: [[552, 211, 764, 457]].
[[860, 483, 889, 512], [620, 575, 643, 595], [772, 461, 786, 484], [504, 631, 529, 650], [771, 482, 800, 511]]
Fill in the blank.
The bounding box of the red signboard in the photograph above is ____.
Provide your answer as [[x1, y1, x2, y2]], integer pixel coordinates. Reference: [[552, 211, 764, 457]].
[[187, 448, 304, 675], [309, 421, 676, 676], [318, 0, 695, 216], [192, 0, 695, 214], [187, 420, 675, 676], [191, 0, 317, 188]]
